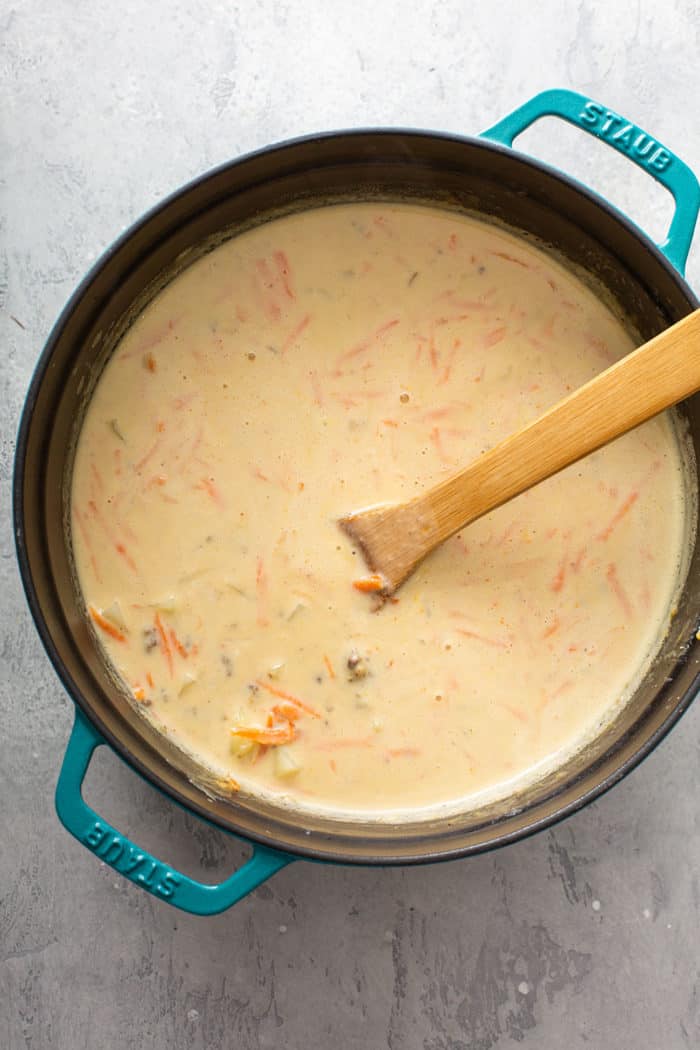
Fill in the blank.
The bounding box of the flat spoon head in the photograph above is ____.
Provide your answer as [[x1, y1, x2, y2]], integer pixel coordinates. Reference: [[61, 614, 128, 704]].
[[340, 309, 700, 600], [339, 500, 441, 598]]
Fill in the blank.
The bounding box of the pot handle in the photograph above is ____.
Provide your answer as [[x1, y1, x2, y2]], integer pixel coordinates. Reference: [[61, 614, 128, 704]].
[[481, 88, 700, 275], [55, 708, 294, 915]]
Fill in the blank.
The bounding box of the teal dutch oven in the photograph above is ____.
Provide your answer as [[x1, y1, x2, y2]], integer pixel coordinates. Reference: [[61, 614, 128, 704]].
[[14, 89, 700, 915]]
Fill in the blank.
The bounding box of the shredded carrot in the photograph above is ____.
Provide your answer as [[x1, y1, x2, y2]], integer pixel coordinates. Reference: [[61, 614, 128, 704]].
[[146, 671, 154, 688], [154, 611, 173, 676], [597, 490, 639, 542], [113, 542, 137, 573], [196, 476, 224, 508], [336, 318, 400, 366], [169, 628, 189, 659], [382, 419, 399, 428], [422, 406, 454, 422], [542, 619, 560, 639], [387, 747, 420, 758], [256, 555, 269, 627], [254, 678, 320, 717], [503, 703, 529, 724], [86, 499, 137, 573], [496, 521, 517, 547], [455, 628, 509, 650], [439, 343, 459, 385], [231, 723, 296, 746], [133, 686, 146, 701], [323, 654, 336, 679], [88, 605, 127, 643], [584, 331, 614, 363], [89, 461, 103, 495], [542, 314, 558, 339], [550, 554, 567, 593], [272, 701, 302, 723], [483, 326, 507, 348], [606, 563, 633, 618], [172, 393, 196, 411], [429, 425, 449, 462], [143, 352, 157, 373], [329, 759, 337, 773], [281, 313, 310, 356], [535, 678, 575, 713], [335, 389, 386, 409], [134, 437, 162, 473], [352, 574, 385, 593], [273, 249, 295, 300], [491, 250, 530, 268], [570, 547, 586, 573]]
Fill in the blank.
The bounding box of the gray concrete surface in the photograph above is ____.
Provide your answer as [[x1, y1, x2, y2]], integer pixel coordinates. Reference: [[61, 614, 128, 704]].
[[3, 2, 700, 1047]]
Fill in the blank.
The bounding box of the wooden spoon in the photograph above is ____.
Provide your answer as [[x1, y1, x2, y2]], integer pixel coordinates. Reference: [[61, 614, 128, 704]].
[[340, 309, 700, 600]]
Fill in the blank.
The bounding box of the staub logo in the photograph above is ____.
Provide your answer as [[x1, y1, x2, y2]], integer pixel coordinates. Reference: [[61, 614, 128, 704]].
[[579, 100, 672, 172], [84, 820, 181, 899]]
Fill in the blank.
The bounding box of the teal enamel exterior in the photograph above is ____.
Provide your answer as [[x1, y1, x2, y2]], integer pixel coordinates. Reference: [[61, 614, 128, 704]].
[[481, 88, 700, 275], [56, 709, 295, 915], [53, 89, 700, 914]]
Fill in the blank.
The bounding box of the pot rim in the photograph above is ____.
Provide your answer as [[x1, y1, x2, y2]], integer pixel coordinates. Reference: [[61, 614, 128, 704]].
[[13, 125, 700, 864]]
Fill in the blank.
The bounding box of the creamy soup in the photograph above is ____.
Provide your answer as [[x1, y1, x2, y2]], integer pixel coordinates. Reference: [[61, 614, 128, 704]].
[[71, 202, 690, 820]]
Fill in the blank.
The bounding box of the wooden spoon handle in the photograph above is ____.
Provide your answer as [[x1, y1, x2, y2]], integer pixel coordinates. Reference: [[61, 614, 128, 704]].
[[341, 309, 700, 597], [426, 308, 700, 543]]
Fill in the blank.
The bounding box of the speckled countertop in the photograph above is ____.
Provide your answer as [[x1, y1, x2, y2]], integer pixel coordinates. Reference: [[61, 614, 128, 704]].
[[3, 3, 700, 1047]]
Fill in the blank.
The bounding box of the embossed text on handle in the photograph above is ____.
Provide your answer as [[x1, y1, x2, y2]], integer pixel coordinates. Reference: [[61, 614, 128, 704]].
[[578, 99, 672, 172], [84, 820, 182, 899]]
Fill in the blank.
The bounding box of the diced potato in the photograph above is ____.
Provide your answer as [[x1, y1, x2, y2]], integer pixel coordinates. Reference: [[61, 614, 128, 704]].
[[103, 600, 127, 632], [274, 746, 301, 778], [230, 708, 258, 758], [151, 594, 177, 613], [230, 735, 257, 758], [178, 672, 197, 696]]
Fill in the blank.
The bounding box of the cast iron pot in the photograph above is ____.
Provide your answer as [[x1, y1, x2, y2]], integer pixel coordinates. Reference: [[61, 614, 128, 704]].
[[14, 89, 700, 915]]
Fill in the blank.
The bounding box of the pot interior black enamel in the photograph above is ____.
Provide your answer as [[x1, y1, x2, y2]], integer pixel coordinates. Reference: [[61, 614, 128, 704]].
[[14, 90, 700, 913]]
